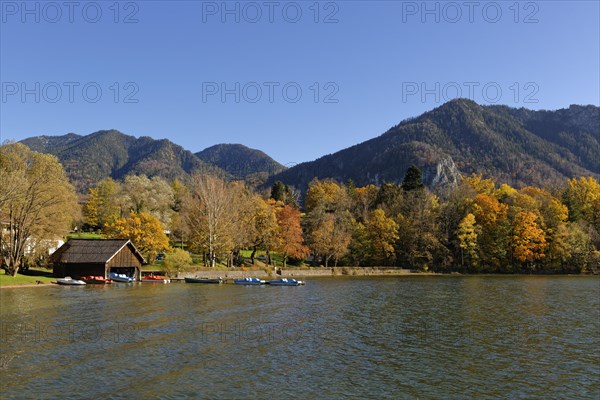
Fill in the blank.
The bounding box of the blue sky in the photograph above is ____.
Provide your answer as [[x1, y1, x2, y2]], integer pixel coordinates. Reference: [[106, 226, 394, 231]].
[[1, 0, 599, 165]]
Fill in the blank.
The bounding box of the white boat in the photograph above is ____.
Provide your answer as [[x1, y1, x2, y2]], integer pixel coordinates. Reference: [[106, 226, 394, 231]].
[[56, 277, 87, 286], [234, 277, 266, 285], [109, 273, 136, 283], [268, 278, 304, 286]]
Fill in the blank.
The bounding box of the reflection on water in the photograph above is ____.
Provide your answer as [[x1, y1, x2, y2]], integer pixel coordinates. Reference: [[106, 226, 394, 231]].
[[1, 276, 599, 399]]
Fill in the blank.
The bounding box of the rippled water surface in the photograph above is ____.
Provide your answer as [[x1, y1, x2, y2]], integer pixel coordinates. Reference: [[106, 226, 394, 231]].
[[1, 276, 599, 399]]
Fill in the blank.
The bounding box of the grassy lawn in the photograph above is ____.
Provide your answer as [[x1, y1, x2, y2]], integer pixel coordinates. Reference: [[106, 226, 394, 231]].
[[0, 268, 55, 286], [239, 249, 284, 262], [141, 264, 165, 272], [150, 249, 307, 273], [236, 250, 305, 267]]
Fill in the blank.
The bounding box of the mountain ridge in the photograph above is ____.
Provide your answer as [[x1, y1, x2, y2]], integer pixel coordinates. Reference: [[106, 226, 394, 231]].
[[195, 143, 286, 181], [17, 100, 599, 192], [20, 130, 225, 191], [266, 99, 599, 191]]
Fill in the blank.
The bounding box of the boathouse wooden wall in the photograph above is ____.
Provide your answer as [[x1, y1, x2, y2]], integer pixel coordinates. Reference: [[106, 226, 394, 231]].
[[106, 247, 142, 269], [106, 245, 142, 279], [51, 240, 144, 279], [54, 263, 105, 279]]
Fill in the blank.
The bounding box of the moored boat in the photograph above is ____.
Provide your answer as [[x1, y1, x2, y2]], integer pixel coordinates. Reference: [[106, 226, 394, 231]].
[[80, 275, 113, 284], [184, 277, 223, 284], [109, 273, 136, 283], [268, 278, 304, 286], [141, 275, 170, 283], [56, 277, 87, 286], [234, 277, 266, 285]]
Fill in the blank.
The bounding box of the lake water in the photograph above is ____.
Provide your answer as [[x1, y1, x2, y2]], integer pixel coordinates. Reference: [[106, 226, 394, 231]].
[[1, 276, 598, 399]]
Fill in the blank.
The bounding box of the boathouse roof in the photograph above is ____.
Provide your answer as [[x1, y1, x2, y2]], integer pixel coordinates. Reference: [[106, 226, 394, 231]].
[[49, 239, 146, 265]]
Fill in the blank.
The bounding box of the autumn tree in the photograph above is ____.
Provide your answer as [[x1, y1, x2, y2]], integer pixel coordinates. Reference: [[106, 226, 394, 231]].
[[350, 184, 379, 223], [274, 205, 309, 268], [96, 178, 122, 225], [513, 187, 571, 270], [440, 178, 476, 263], [366, 209, 399, 265], [563, 177, 600, 223], [122, 175, 175, 228], [563, 222, 595, 273], [0, 143, 79, 276], [305, 179, 351, 213], [375, 183, 405, 217], [169, 179, 190, 248], [103, 211, 170, 263], [227, 182, 257, 266], [456, 213, 478, 270], [0, 142, 25, 209], [396, 190, 449, 271], [464, 174, 496, 195], [183, 175, 234, 267], [305, 209, 353, 267], [471, 193, 510, 271], [245, 197, 279, 264], [81, 178, 131, 230], [162, 248, 192, 276], [511, 211, 547, 268], [496, 183, 518, 201], [171, 179, 189, 213], [349, 221, 371, 266], [563, 177, 600, 248], [81, 178, 123, 230], [304, 180, 353, 266], [83, 187, 101, 228]]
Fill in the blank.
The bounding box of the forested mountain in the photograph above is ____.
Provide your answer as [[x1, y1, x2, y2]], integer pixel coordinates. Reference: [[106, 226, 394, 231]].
[[20, 130, 224, 191], [20, 132, 82, 152], [196, 143, 286, 181], [268, 99, 599, 192], [17, 100, 599, 193]]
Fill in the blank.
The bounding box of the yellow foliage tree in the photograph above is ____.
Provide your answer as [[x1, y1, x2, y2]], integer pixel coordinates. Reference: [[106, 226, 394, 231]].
[[472, 193, 509, 269], [0, 143, 79, 276], [512, 211, 547, 265], [246, 197, 279, 264], [306, 209, 353, 267], [305, 179, 349, 212], [183, 175, 235, 267], [83, 187, 101, 228], [564, 177, 600, 227], [366, 209, 399, 265], [457, 213, 478, 269], [464, 174, 496, 195], [104, 211, 170, 263]]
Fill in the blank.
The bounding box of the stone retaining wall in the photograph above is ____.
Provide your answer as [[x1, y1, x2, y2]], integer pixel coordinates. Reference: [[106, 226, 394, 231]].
[[178, 267, 416, 279]]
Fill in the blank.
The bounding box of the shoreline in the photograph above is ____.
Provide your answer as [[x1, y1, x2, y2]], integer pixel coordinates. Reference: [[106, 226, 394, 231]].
[[1, 268, 596, 289], [176, 267, 597, 280], [178, 267, 433, 280], [0, 283, 54, 289]]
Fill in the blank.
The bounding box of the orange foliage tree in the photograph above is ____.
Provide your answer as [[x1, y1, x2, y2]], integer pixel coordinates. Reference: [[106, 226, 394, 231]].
[[274, 205, 309, 268], [511, 211, 547, 266]]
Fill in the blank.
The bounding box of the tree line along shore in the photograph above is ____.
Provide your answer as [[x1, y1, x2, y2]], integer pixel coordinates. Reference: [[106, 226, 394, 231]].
[[1, 142, 599, 279]]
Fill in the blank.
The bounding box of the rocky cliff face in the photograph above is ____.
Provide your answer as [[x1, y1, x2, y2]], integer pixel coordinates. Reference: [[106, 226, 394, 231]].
[[423, 156, 461, 188]]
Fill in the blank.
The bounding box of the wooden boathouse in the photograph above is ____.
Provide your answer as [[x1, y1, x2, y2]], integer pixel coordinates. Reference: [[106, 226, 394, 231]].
[[50, 239, 145, 280]]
